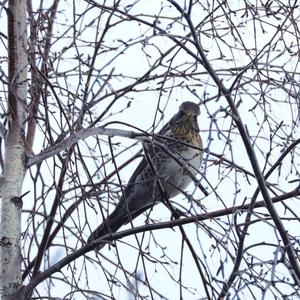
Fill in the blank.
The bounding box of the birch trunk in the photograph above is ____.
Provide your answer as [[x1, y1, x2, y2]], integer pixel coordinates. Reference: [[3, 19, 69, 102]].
[[0, 0, 27, 299]]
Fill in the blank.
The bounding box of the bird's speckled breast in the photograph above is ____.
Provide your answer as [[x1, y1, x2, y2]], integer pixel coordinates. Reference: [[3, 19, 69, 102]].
[[158, 136, 203, 197]]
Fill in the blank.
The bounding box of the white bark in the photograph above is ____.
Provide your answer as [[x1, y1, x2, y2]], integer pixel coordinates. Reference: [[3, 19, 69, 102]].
[[0, 0, 27, 299]]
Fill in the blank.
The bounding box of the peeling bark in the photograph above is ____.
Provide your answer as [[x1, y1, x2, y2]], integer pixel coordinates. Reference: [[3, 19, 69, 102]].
[[0, 0, 27, 299]]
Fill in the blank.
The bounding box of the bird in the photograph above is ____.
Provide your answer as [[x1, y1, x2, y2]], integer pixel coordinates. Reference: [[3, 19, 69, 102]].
[[87, 101, 203, 250]]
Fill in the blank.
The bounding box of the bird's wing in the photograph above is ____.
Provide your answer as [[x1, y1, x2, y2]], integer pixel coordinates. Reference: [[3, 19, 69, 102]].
[[123, 155, 147, 198], [123, 138, 158, 198], [123, 112, 176, 198]]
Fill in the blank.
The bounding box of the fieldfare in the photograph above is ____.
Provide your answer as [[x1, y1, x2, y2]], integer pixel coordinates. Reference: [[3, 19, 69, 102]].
[[87, 101, 203, 250]]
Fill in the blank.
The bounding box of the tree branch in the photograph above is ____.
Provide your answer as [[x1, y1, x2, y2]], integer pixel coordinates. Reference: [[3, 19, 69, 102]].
[[26, 127, 148, 167], [15, 187, 300, 298], [168, 0, 300, 289]]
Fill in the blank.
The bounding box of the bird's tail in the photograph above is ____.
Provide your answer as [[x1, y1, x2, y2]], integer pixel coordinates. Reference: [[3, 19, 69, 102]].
[[87, 201, 131, 250], [87, 196, 156, 250]]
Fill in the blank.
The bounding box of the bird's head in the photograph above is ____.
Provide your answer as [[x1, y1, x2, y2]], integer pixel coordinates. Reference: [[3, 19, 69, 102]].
[[170, 101, 200, 136]]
